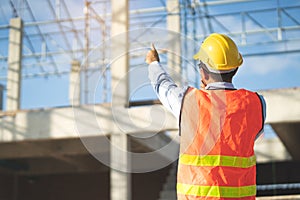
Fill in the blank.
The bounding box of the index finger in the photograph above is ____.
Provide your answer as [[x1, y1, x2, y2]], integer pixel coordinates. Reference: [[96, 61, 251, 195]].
[[151, 43, 156, 51]]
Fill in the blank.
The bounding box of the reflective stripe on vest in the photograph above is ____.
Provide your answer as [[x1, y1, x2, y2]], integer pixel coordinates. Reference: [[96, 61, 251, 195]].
[[177, 183, 256, 198], [179, 154, 256, 168]]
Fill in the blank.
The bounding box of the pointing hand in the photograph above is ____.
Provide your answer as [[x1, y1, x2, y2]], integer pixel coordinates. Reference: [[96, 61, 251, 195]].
[[145, 43, 160, 64]]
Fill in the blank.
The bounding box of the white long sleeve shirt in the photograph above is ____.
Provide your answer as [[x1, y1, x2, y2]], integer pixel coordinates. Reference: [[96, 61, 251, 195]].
[[148, 61, 266, 136]]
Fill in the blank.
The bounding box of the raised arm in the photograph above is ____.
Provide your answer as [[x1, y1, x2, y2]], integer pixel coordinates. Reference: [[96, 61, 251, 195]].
[[146, 44, 188, 119]]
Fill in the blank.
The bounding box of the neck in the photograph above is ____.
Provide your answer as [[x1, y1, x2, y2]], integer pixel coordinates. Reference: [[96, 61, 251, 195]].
[[207, 78, 232, 84]]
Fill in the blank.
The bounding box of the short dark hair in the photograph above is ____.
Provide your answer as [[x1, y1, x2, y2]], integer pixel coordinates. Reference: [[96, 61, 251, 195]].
[[201, 63, 238, 82]]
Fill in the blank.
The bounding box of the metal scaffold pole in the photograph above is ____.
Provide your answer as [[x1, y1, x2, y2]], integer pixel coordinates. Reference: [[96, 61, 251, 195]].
[[84, 1, 91, 104]]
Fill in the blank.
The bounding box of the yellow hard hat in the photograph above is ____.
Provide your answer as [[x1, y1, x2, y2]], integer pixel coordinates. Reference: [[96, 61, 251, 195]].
[[193, 33, 243, 73]]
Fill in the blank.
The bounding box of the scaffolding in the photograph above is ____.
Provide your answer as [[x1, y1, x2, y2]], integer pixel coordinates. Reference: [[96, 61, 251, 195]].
[[0, 0, 299, 105]]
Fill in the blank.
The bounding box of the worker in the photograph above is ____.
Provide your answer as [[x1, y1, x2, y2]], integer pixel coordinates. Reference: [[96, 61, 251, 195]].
[[146, 33, 266, 200]]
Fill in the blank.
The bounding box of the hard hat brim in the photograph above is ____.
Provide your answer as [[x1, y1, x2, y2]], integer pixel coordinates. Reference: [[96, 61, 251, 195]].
[[193, 52, 201, 60], [193, 50, 242, 73]]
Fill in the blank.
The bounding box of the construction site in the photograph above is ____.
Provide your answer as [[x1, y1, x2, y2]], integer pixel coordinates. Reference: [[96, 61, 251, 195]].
[[0, 0, 300, 199]]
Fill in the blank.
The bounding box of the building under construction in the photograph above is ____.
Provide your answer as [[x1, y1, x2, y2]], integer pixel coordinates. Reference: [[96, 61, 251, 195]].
[[0, 0, 300, 199]]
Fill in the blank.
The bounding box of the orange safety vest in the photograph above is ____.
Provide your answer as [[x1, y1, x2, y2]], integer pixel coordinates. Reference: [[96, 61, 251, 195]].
[[177, 88, 264, 200]]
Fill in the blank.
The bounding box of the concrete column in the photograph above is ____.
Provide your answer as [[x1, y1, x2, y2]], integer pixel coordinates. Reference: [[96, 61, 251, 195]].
[[110, 134, 131, 200], [110, 0, 131, 199], [69, 60, 81, 106], [167, 0, 181, 84], [7, 18, 23, 111], [110, 0, 129, 105]]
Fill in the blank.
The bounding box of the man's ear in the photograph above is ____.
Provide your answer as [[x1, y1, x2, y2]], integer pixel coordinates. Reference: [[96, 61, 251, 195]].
[[200, 67, 209, 80]]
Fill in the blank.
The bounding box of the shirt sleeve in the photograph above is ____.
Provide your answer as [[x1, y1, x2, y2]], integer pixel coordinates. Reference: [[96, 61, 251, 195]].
[[256, 94, 267, 140], [148, 61, 188, 120]]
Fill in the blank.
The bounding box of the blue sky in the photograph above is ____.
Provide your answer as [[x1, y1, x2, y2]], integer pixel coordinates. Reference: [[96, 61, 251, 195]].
[[235, 53, 300, 91], [0, 0, 299, 109]]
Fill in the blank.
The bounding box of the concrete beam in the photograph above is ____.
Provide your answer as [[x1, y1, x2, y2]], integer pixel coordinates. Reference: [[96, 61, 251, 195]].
[[0, 87, 299, 159], [7, 18, 23, 111], [0, 104, 177, 142], [259, 88, 300, 123], [1, 87, 298, 141]]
